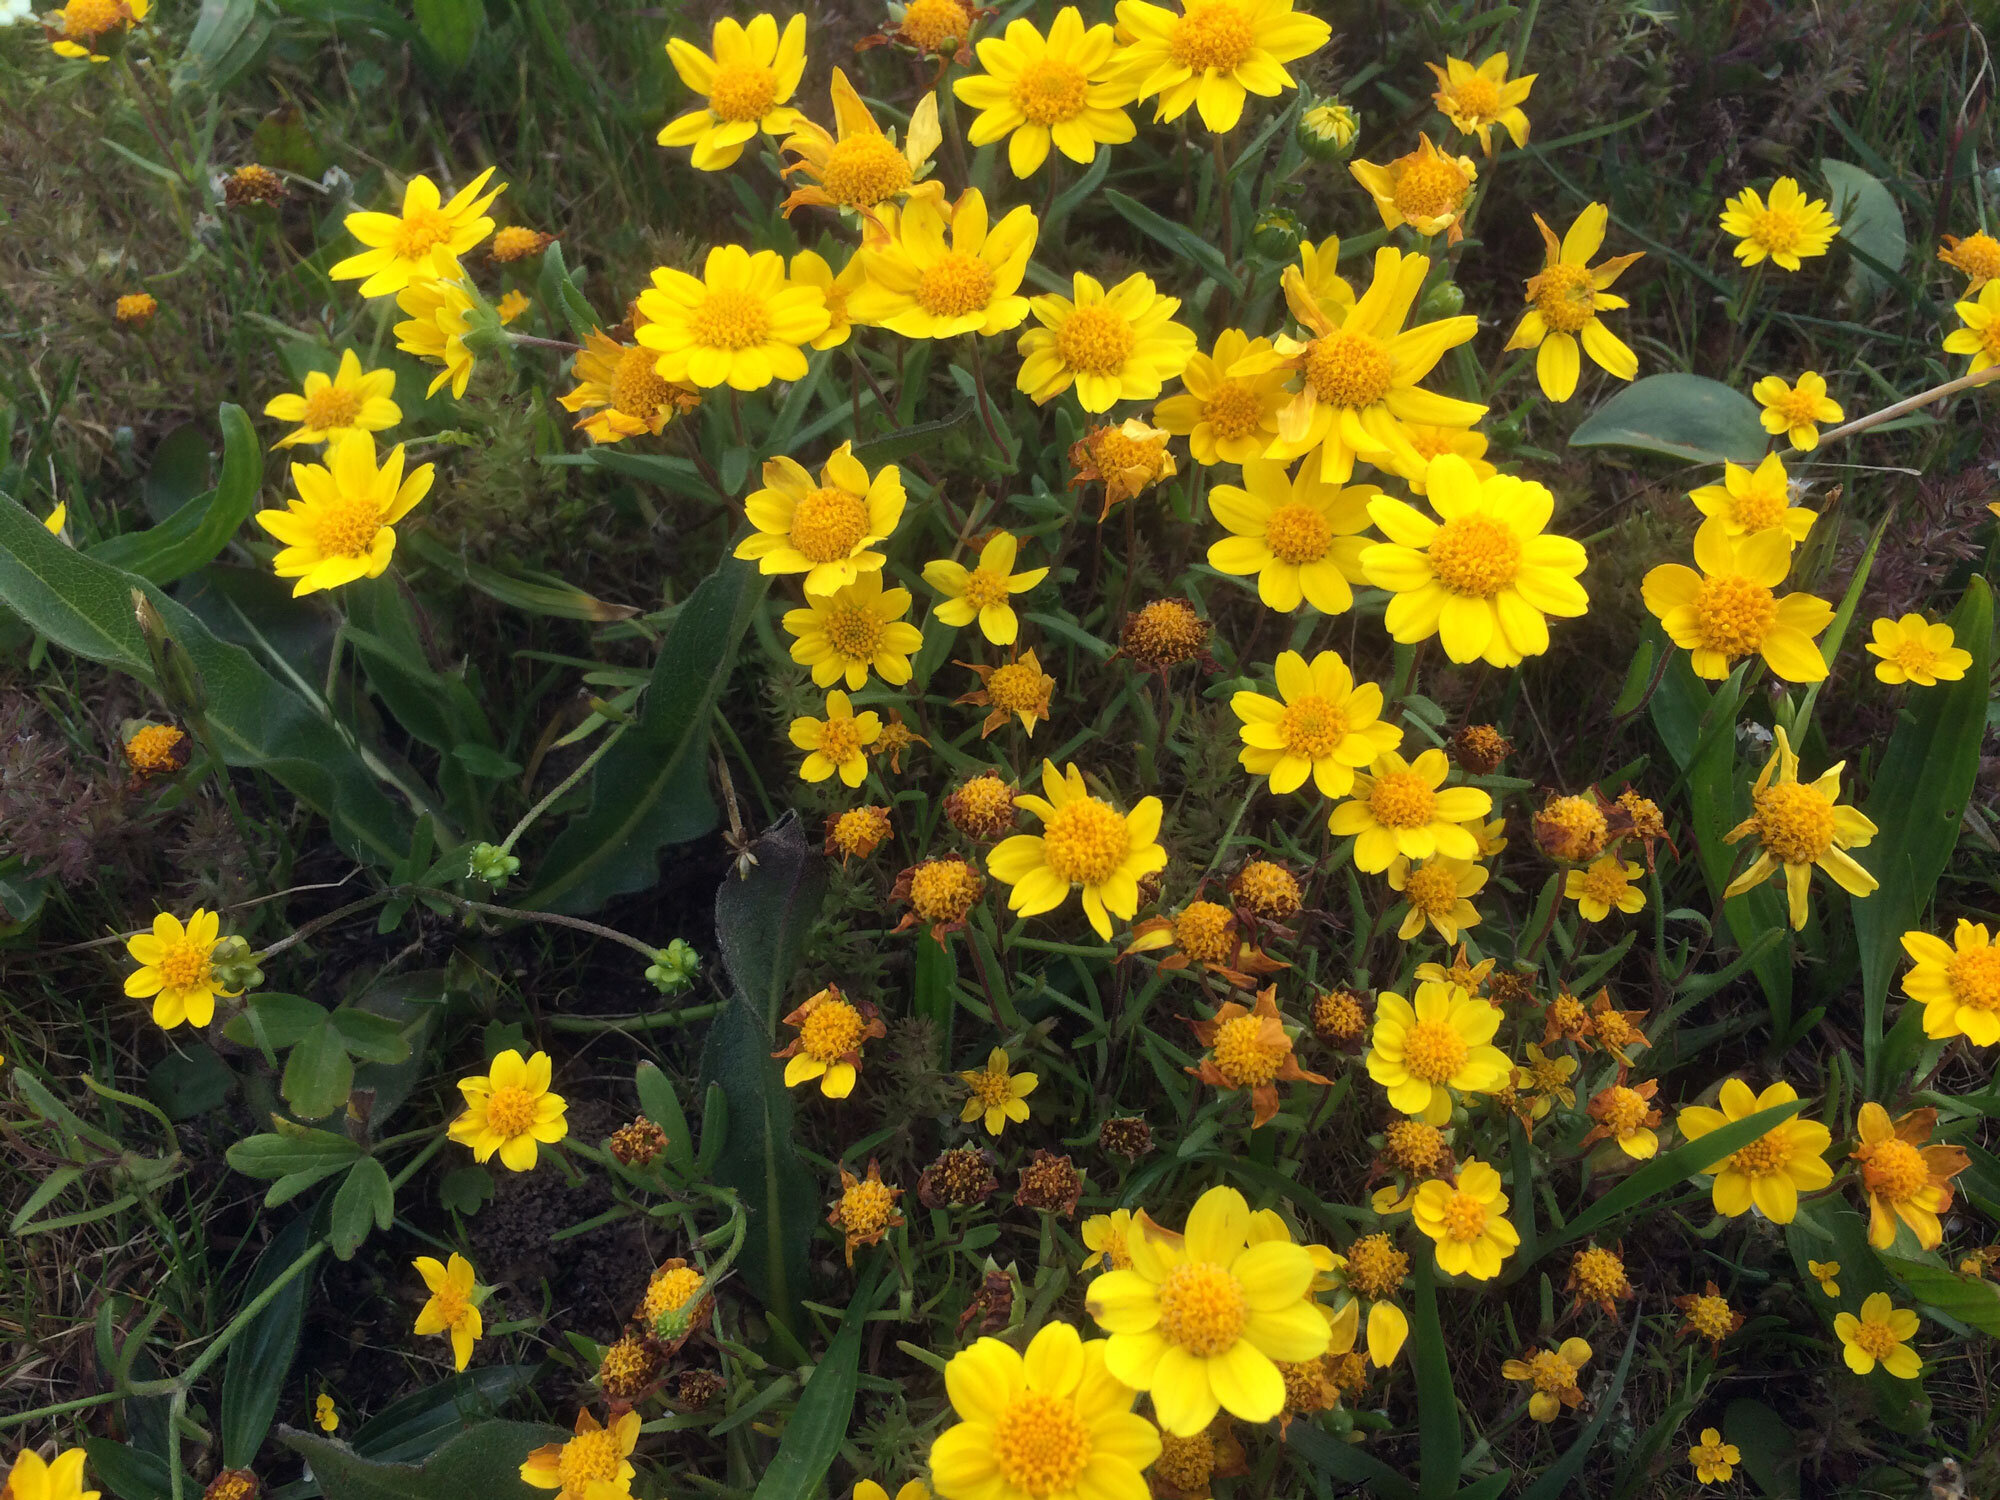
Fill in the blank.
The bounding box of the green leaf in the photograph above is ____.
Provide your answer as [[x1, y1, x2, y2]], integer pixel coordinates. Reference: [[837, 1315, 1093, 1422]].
[[283, 1018, 356, 1120], [1283, 1423, 1418, 1500], [1103, 189, 1242, 293], [1821, 158, 1907, 305], [1411, 1257, 1461, 1500], [633, 1061, 695, 1177], [1854, 578, 1992, 1095], [82, 1439, 190, 1500], [227, 1128, 362, 1180], [1569, 374, 1766, 464], [1877, 1253, 2000, 1335], [348, 1366, 544, 1461], [145, 1048, 235, 1119], [91, 405, 265, 584], [278, 1420, 566, 1500], [1784, 1204, 1929, 1432], [750, 1267, 890, 1500], [182, 0, 266, 88], [222, 993, 330, 1051], [1722, 1400, 1801, 1498], [717, 811, 829, 1030], [403, 530, 638, 622], [329, 1008, 414, 1065], [523, 557, 767, 913], [220, 1216, 313, 1468], [330, 1156, 395, 1260], [535, 241, 601, 344], [412, 0, 480, 68], [438, 1165, 494, 1216]]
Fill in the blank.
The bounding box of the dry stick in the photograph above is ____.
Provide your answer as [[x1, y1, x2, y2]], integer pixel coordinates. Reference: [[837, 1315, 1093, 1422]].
[[1816, 364, 2000, 445]]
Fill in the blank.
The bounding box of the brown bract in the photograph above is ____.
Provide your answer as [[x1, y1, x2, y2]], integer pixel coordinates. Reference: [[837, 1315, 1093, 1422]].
[[1123, 905, 1287, 991], [1184, 986, 1331, 1127], [918, 1145, 999, 1209], [1015, 1149, 1085, 1216], [954, 651, 1054, 738], [872, 708, 929, 772], [771, 985, 887, 1079]]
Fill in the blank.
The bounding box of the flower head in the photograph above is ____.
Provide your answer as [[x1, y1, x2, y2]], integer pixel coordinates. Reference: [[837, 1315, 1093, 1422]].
[[393, 278, 480, 397], [1720, 177, 1838, 270], [1228, 859, 1302, 924], [829, 1159, 905, 1266], [953, 9, 1137, 178], [1230, 649, 1399, 797], [1, 1447, 96, 1500], [1567, 1245, 1633, 1318], [658, 13, 808, 170], [413, 1253, 484, 1371], [519, 1408, 640, 1499], [1350, 134, 1478, 242], [1808, 1260, 1841, 1297], [1835, 1293, 1922, 1378], [1643, 520, 1832, 682], [790, 690, 883, 786], [826, 806, 893, 865], [1722, 727, 1877, 929], [1427, 52, 1534, 155], [1902, 920, 2000, 1045], [1582, 1077, 1662, 1160], [739, 442, 905, 596], [1502, 1338, 1590, 1421], [1019, 271, 1197, 412], [264, 350, 400, 449], [495, 290, 529, 325], [1017, 1150, 1085, 1216], [868, 0, 983, 59], [783, 572, 923, 690], [332, 168, 503, 297], [489, 225, 552, 261], [988, 760, 1166, 939], [781, 68, 941, 218], [787, 249, 865, 350], [609, 1117, 668, 1167], [114, 291, 157, 326], [559, 315, 700, 444], [1565, 857, 1645, 923], [1206, 460, 1376, 615], [597, 1335, 663, 1403], [1389, 855, 1487, 943], [1852, 1103, 1966, 1250], [1299, 99, 1360, 157], [1311, 987, 1371, 1051], [849, 189, 1038, 339], [960, 1046, 1038, 1135], [1124, 899, 1279, 987], [253, 433, 432, 596], [1120, 599, 1210, 672], [1412, 1158, 1518, 1279], [1327, 748, 1493, 873], [1069, 420, 1177, 520], [1678, 1077, 1831, 1222], [946, 773, 1019, 840], [1504, 203, 1643, 400], [315, 1394, 338, 1432], [1184, 986, 1330, 1126], [774, 986, 886, 1098], [919, 1146, 1000, 1209], [1387, 424, 1498, 494], [872, 709, 928, 772], [1081, 1208, 1138, 1272], [47, 0, 147, 58], [1154, 329, 1292, 466], [1940, 230, 2000, 290], [924, 533, 1048, 645], [1112, 0, 1332, 133], [636, 246, 830, 391], [956, 650, 1056, 737], [1365, 982, 1509, 1124], [1945, 279, 2000, 371], [1675, 1282, 1743, 1348], [1688, 1428, 1740, 1484], [124, 907, 238, 1030], [449, 1049, 568, 1171], [1688, 452, 1816, 546], [1865, 614, 1973, 687], [1752, 371, 1844, 451], [893, 855, 987, 942]]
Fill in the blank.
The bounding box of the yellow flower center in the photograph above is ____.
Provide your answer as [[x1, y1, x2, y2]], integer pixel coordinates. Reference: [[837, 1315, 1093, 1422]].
[[1211, 1012, 1286, 1086], [691, 287, 773, 350], [1530, 261, 1597, 334], [1304, 328, 1394, 409], [1403, 862, 1461, 919], [799, 1000, 866, 1062], [1863, 1138, 1930, 1203], [1765, 385, 1825, 430], [61, 0, 125, 39], [558, 1428, 625, 1490], [1125, 598, 1207, 666], [393, 206, 455, 262], [1154, 1429, 1215, 1492], [820, 134, 913, 209], [1741, 201, 1812, 256], [1851, 1318, 1902, 1361], [1157, 1260, 1249, 1355], [1685, 1293, 1734, 1340], [1447, 73, 1502, 119], [1884, 635, 1943, 678], [1234, 859, 1300, 918], [1726, 1129, 1794, 1179], [308, 491, 387, 560], [1750, 781, 1836, 865], [822, 600, 886, 660], [1947, 946, 2000, 1011], [1276, 692, 1348, 758], [1201, 379, 1266, 439], [1384, 1119, 1444, 1172], [1547, 993, 1587, 1035], [1599, 1086, 1650, 1134], [1401, 1016, 1470, 1083], [899, 0, 973, 50], [708, 62, 780, 122], [157, 936, 211, 991], [1315, 988, 1366, 1040], [911, 859, 982, 921], [1428, 514, 1522, 597], [1728, 480, 1788, 533], [1041, 797, 1129, 886], [790, 485, 872, 563], [1946, 232, 2000, 280], [815, 714, 867, 765], [1579, 861, 1631, 906], [611, 344, 672, 420], [642, 1264, 705, 1319], [1010, 57, 1089, 125], [1055, 304, 1135, 375], [1393, 153, 1472, 222], [1173, 900, 1237, 964], [301, 383, 364, 432], [1263, 501, 1333, 565], [993, 1392, 1092, 1498], [1168, 0, 1254, 72], [969, 1067, 1014, 1108], [1572, 1247, 1629, 1301], [1367, 770, 1437, 829], [1440, 1189, 1489, 1241], [961, 565, 1012, 610], [1345, 1233, 1409, 1298], [840, 1179, 899, 1234], [1089, 425, 1168, 476], [117, 293, 157, 323], [126, 724, 185, 771], [916, 250, 998, 318], [428, 1281, 469, 1328], [831, 807, 888, 856], [1689, 573, 1777, 657], [485, 1083, 538, 1137], [1526, 1349, 1578, 1395], [986, 661, 1048, 714]]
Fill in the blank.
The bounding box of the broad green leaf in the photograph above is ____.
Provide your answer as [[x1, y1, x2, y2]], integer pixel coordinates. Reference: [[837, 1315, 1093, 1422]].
[[82, 1439, 190, 1500], [348, 1366, 544, 1461], [1283, 1424, 1418, 1500], [279, 1420, 566, 1500], [1570, 373, 1766, 464], [403, 530, 636, 622], [222, 993, 330, 1051], [329, 1008, 414, 1064], [717, 812, 829, 1030], [438, 1165, 493, 1216], [330, 1156, 395, 1260], [751, 1267, 889, 1500], [226, 1128, 362, 1180], [145, 1047, 235, 1119], [633, 1061, 695, 1177], [1722, 1400, 1801, 1498], [1877, 1252, 2000, 1335], [1411, 1258, 1461, 1500], [1821, 158, 1907, 305], [181, 0, 266, 88], [412, 0, 480, 68], [92, 406, 265, 584], [220, 1216, 313, 1468], [346, 969, 448, 1129], [283, 1018, 356, 1120]]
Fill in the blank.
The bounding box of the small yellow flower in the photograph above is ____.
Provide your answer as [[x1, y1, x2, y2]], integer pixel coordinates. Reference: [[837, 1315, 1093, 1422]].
[[988, 760, 1166, 938], [519, 1409, 641, 1499], [1504, 203, 1644, 401], [488, 225, 552, 262], [774, 986, 886, 1098], [1328, 748, 1492, 874], [1230, 648, 1401, 797], [1427, 52, 1534, 156], [1153, 328, 1292, 466], [1752, 371, 1844, 450], [959, 1046, 1037, 1135], [1388, 856, 1486, 943], [124, 908, 238, 1030], [48, 0, 148, 60], [1865, 614, 1973, 686], [1501, 1338, 1590, 1422], [1018, 270, 1197, 412], [314, 1394, 338, 1432], [392, 278, 480, 398], [1902, 919, 2000, 1046], [0, 1446, 95, 1500], [956, 651, 1056, 737], [635, 245, 831, 391], [558, 314, 701, 444], [789, 690, 883, 786], [494, 289, 529, 325], [1069, 420, 1177, 519], [253, 433, 433, 596], [1111, 0, 1332, 133], [953, 8, 1137, 177], [1349, 134, 1478, 243], [1852, 1102, 1967, 1251], [1185, 986, 1331, 1127], [1834, 1293, 1922, 1379], [1808, 1260, 1840, 1297], [739, 442, 906, 596], [1939, 230, 2000, 291], [1719, 176, 1838, 271], [1642, 520, 1832, 683], [658, 13, 809, 171], [448, 1049, 568, 1171], [1565, 857, 1645, 922], [788, 248, 867, 351], [1365, 982, 1509, 1124], [1411, 1157, 1518, 1279], [1292, 234, 1356, 324], [412, 1252, 484, 1371], [1722, 726, 1878, 929], [826, 805, 893, 863], [855, 1483, 931, 1500], [115, 291, 158, 326], [780, 68, 941, 217], [1080, 1207, 1137, 1271], [783, 573, 923, 690], [1688, 1428, 1740, 1484], [1678, 1077, 1832, 1223], [923, 532, 1049, 645], [332, 168, 504, 298], [1386, 425, 1497, 495], [1299, 100, 1359, 155], [847, 189, 1038, 339], [1687, 451, 1817, 547], [43, 502, 67, 536], [263, 350, 401, 449], [1206, 459, 1375, 615]]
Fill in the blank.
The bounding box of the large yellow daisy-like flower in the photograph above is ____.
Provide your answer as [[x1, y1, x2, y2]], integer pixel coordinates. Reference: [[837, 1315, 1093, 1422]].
[[1112, 0, 1331, 133], [1153, 328, 1291, 465], [393, 278, 480, 398], [1362, 455, 1589, 667], [738, 442, 906, 596], [1752, 371, 1844, 451], [1326, 748, 1492, 873], [988, 760, 1166, 940], [848, 189, 1038, 339], [1, 1446, 96, 1500], [1853, 1103, 1966, 1251], [1835, 1293, 1922, 1380], [635, 245, 830, 392], [1427, 52, 1534, 156], [1086, 1185, 1330, 1434], [1677, 1077, 1831, 1222], [1943, 280, 2000, 372], [1266, 247, 1485, 483], [782, 572, 924, 689], [1688, 452, 1816, 546], [253, 433, 433, 597], [952, 8, 1136, 179], [520, 1408, 641, 1500], [1018, 271, 1197, 412], [1503, 203, 1644, 401], [1719, 177, 1838, 271], [331, 168, 504, 298], [790, 690, 883, 787], [1365, 982, 1508, 1124], [1206, 459, 1374, 615], [1411, 1158, 1518, 1279], [781, 68, 941, 219], [1230, 648, 1399, 797], [1641, 519, 1832, 682], [124, 907, 237, 1030], [923, 531, 1048, 645], [263, 350, 400, 449], [1721, 725, 1877, 929], [928, 1322, 1160, 1500], [1350, 135, 1478, 243], [412, 1252, 484, 1372], [658, 13, 808, 171], [1940, 230, 2000, 291], [1902, 920, 2000, 1045], [557, 314, 700, 444], [448, 1048, 569, 1171]]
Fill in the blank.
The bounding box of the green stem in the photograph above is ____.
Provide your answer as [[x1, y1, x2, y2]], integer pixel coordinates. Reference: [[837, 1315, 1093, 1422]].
[[547, 1004, 722, 1033], [498, 724, 628, 856]]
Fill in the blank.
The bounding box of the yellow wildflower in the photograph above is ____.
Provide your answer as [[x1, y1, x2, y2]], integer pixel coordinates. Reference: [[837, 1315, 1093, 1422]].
[[314, 1394, 338, 1432], [1939, 230, 2000, 290], [1752, 371, 1844, 450], [739, 442, 906, 596], [780, 68, 941, 217], [1350, 134, 1478, 243], [1081, 1208, 1137, 1271], [774, 986, 886, 1099], [1688, 1429, 1740, 1484], [253, 433, 433, 596], [988, 760, 1166, 938], [448, 1049, 568, 1171], [1365, 981, 1509, 1124], [332, 168, 503, 297], [558, 316, 700, 444], [1501, 1338, 1590, 1422], [1389, 856, 1487, 943], [956, 651, 1055, 737], [657, 13, 809, 171], [923, 532, 1048, 645], [1565, 857, 1645, 922], [1111, 0, 1332, 132], [1230, 648, 1401, 797], [952, 8, 1136, 178], [1427, 52, 1534, 155], [847, 189, 1038, 339], [1834, 1293, 1922, 1379], [48, 0, 147, 59], [519, 1409, 641, 1499], [1719, 177, 1838, 271], [1504, 203, 1643, 401], [1, 1447, 96, 1500], [1411, 1158, 1518, 1279], [1808, 1260, 1840, 1297], [782, 572, 923, 689], [1327, 748, 1493, 874], [1722, 726, 1877, 929], [1865, 614, 1973, 686], [1678, 1077, 1832, 1222], [1688, 452, 1816, 546], [115, 292, 157, 326], [1206, 459, 1375, 615], [412, 1252, 484, 1371], [636, 246, 830, 391], [1153, 329, 1292, 465], [1853, 1103, 1966, 1251], [1902, 919, 2000, 1046], [1017, 270, 1197, 412], [790, 690, 882, 787], [263, 350, 401, 449], [392, 278, 479, 398], [1642, 519, 1832, 682], [124, 907, 238, 1030], [959, 1046, 1037, 1135]]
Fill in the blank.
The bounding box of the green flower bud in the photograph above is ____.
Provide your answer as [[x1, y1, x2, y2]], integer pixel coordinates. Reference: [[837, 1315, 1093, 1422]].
[[468, 842, 521, 886], [645, 938, 701, 994], [1417, 280, 1466, 319], [1299, 99, 1360, 162], [209, 935, 264, 995], [1250, 207, 1304, 262]]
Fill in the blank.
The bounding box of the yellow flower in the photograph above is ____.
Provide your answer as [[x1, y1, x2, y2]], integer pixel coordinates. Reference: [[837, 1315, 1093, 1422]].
[[959, 1046, 1038, 1135], [1501, 1338, 1590, 1422], [952, 8, 1137, 178], [43, 502, 67, 536], [48, 0, 148, 60], [496, 290, 529, 325], [774, 986, 886, 1098], [1943, 279, 2000, 370], [922, 532, 1048, 645], [1688, 1429, 1740, 1484], [314, 1393, 338, 1432], [635, 246, 830, 391], [1902, 919, 2000, 1046], [1503, 203, 1644, 401], [1365, 981, 1509, 1124], [658, 13, 808, 171], [1388, 856, 1486, 943], [1018, 271, 1197, 412], [519, 1408, 640, 1499], [848, 189, 1038, 339], [489, 226, 551, 262], [1299, 99, 1359, 155], [114, 291, 157, 326], [558, 314, 700, 444], [448, 1049, 569, 1171], [1834, 1293, 1922, 1379], [739, 442, 906, 596], [1752, 371, 1844, 450], [1111, 0, 1332, 133], [781, 68, 941, 217], [1206, 459, 1375, 614], [1939, 230, 2000, 290], [956, 651, 1056, 738], [392, 278, 479, 398], [1153, 328, 1292, 465], [1565, 857, 1645, 922], [412, 1252, 484, 1371], [988, 760, 1167, 939], [1349, 134, 1478, 243], [1231, 648, 1400, 797], [1642, 520, 1832, 682], [1427, 52, 1534, 155], [1808, 1260, 1840, 1297], [1411, 1157, 1518, 1279], [1853, 1102, 1967, 1251], [856, 1484, 931, 1500], [1688, 452, 1817, 546], [1086, 1185, 1330, 1433], [253, 433, 433, 596], [782, 572, 923, 689], [1184, 987, 1331, 1126], [1678, 1077, 1832, 1222], [1267, 246, 1486, 483], [790, 690, 883, 786], [1865, 614, 1973, 686], [787, 248, 866, 351], [1722, 726, 1878, 929], [929, 1322, 1159, 1499], [1293, 234, 1356, 324], [124, 907, 237, 1030], [0, 1447, 96, 1500], [1081, 1208, 1137, 1271], [1386, 425, 1496, 494], [263, 350, 400, 449], [1328, 748, 1492, 874], [331, 168, 504, 298], [1362, 455, 1590, 667], [1719, 176, 1838, 271]]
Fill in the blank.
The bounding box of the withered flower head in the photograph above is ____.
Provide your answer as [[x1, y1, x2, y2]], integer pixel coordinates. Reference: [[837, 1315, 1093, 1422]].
[[918, 1145, 1000, 1209], [1119, 598, 1211, 672], [1098, 1116, 1153, 1160], [829, 1159, 905, 1267], [1185, 986, 1331, 1127], [1452, 723, 1511, 775], [946, 771, 1019, 840], [891, 854, 985, 943], [609, 1115, 668, 1166], [1014, 1150, 1084, 1217]]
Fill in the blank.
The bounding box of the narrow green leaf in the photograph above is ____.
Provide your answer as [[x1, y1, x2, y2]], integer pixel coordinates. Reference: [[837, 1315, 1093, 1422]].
[[1103, 189, 1242, 292], [1877, 1253, 2000, 1335], [1412, 1257, 1462, 1500], [220, 1217, 313, 1468], [633, 1061, 695, 1177], [751, 1267, 890, 1500], [349, 1366, 545, 1462], [1283, 1423, 1418, 1500], [535, 241, 601, 343], [90, 405, 264, 584], [403, 530, 636, 621]]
